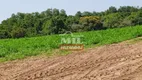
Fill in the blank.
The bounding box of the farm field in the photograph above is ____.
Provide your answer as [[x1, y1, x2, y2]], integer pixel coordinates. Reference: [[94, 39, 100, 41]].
[[1, 1, 142, 80], [0, 37, 142, 80], [0, 25, 142, 62]]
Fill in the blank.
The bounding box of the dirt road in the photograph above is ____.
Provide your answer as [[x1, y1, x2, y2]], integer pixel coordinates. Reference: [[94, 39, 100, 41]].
[[0, 39, 142, 80]]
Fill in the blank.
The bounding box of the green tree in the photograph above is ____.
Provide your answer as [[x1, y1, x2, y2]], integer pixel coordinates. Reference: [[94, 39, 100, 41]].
[[11, 27, 26, 38], [103, 13, 123, 28], [60, 9, 67, 17], [53, 8, 60, 16], [118, 6, 138, 12], [75, 11, 82, 17], [79, 16, 103, 30], [82, 11, 92, 16], [106, 6, 117, 14]]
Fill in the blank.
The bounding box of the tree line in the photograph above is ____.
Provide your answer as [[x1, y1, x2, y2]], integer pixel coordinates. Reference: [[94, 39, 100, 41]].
[[0, 6, 142, 38]]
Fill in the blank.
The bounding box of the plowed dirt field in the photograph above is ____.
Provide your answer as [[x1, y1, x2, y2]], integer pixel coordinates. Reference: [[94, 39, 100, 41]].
[[0, 39, 142, 80]]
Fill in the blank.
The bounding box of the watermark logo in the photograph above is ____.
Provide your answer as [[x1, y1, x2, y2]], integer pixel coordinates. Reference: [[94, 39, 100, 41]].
[[60, 31, 84, 51]]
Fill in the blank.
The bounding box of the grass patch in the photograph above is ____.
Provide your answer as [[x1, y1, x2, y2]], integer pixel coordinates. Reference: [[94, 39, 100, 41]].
[[127, 37, 142, 44], [0, 25, 142, 62]]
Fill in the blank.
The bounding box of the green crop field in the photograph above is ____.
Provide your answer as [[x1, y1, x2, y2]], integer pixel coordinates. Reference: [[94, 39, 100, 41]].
[[0, 25, 142, 62]]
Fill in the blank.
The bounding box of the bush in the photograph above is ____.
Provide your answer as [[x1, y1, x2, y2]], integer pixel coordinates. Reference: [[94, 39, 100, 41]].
[[11, 27, 26, 38]]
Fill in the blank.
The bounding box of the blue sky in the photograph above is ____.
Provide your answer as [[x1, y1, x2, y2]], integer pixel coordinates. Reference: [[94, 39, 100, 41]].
[[0, 0, 141, 23]]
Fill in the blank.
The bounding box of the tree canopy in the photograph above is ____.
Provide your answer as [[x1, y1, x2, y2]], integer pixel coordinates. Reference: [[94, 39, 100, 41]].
[[0, 6, 142, 38]]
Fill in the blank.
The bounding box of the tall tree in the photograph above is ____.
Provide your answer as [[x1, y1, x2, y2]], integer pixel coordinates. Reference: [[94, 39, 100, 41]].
[[106, 6, 117, 14]]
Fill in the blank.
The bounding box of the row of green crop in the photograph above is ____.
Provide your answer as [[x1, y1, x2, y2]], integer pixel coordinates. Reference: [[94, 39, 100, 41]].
[[0, 25, 142, 61]]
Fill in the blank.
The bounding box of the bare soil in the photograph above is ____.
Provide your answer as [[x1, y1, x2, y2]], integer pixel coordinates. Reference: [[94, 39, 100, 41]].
[[0, 39, 142, 80]]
